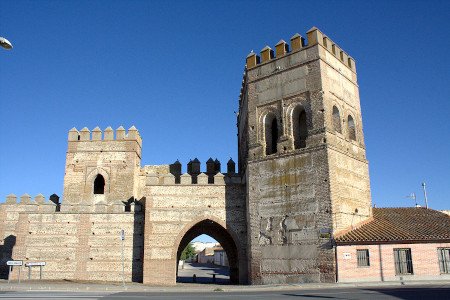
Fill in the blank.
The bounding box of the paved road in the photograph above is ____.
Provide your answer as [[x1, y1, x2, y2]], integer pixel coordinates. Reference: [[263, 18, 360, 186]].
[[177, 262, 230, 284], [0, 286, 450, 299]]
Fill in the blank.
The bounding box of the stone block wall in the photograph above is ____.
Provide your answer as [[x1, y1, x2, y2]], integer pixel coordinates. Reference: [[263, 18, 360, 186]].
[[8, 211, 143, 282]]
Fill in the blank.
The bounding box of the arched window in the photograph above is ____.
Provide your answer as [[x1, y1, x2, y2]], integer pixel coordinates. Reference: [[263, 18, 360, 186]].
[[348, 115, 356, 141], [292, 106, 307, 149], [264, 113, 278, 155], [94, 174, 105, 194], [332, 106, 342, 133]]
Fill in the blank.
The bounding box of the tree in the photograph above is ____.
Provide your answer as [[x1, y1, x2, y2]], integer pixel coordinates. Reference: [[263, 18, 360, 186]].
[[180, 243, 196, 261]]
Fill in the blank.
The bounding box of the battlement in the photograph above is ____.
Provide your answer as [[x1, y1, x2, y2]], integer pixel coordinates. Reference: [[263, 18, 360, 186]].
[[146, 158, 241, 185], [2, 194, 60, 213], [246, 27, 356, 72], [68, 126, 142, 146]]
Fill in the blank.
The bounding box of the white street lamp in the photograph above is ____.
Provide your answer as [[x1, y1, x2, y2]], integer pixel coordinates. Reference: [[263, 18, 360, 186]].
[[0, 37, 13, 50]]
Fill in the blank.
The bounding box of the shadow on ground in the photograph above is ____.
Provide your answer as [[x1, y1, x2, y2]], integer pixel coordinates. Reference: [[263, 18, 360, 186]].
[[177, 262, 230, 284]]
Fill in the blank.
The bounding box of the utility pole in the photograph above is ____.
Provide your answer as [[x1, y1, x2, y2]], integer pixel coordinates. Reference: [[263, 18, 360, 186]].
[[120, 229, 125, 288], [421, 182, 429, 209]]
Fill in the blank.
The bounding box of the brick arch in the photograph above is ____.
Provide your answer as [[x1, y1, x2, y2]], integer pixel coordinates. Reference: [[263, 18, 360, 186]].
[[173, 216, 241, 284], [257, 106, 281, 143], [86, 167, 110, 198], [285, 102, 309, 149], [258, 107, 281, 156]]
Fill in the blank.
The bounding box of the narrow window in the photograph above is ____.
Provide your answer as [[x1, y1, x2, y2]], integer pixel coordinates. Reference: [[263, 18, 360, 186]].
[[348, 115, 356, 141], [394, 248, 413, 275], [94, 174, 105, 194], [265, 113, 278, 155], [438, 248, 450, 274], [332, 106, 342, 133], [293, 106, 307, 149], [357, 249, 370, 267]]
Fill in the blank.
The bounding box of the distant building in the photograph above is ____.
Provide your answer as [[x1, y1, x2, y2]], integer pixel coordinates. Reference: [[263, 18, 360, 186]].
[[213, 247, 228, 267], [197, 247, 215, 264], [335, 208, 450, 282], [191, 241, 219, 253]]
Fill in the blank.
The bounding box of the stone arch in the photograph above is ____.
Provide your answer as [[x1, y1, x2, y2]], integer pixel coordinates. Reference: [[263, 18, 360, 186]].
[[258, 107, 281, 156], [94, 174, 105, 194], [332, 105, 342, 133], [86, 167, 110, 199], [262, 112, 279, 155], [288, 104, 308, 149], [173, 216, 241, 284], [347, 114, 356, 141]]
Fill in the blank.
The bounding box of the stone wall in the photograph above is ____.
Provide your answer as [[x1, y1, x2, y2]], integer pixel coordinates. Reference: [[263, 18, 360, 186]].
[[8, 210, 143, 282]]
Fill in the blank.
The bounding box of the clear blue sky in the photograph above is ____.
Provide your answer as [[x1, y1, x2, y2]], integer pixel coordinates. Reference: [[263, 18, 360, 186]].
[[1, 0, 449, 239]]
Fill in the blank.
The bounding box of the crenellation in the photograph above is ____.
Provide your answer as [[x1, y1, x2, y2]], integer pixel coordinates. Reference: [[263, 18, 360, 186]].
[[20, 193, 32, 204], [80, 127, 90, 141], [245, 27, 356, 73], [34, 193, 45, 204], [116, 126, 126, 139], [91, 127, 102, 140], [5, 193, 17, 204], [260, 46, 274, 63], [275, 40, 289, 57], [104, 126, 114, 140], [68, 127, 79, 141]]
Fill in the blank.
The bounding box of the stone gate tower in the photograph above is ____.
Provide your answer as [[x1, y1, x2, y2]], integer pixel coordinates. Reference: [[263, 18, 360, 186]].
[[63, 126, 142, 210], [239, 27, 372, 284]]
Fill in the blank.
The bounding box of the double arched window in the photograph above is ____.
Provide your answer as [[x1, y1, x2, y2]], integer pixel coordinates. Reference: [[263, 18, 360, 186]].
[[292, 106, 308, 149], [94, 174, 105, 194], [332, 106, 342, 133], [264, 113, 278, 155]]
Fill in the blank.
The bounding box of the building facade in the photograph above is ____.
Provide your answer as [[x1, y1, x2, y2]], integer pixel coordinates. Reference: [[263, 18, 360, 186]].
[[0, 27, 382, 285], [335, 208, 450, 282]]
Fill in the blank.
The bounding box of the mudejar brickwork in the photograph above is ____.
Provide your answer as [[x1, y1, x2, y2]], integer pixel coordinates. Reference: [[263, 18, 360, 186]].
[[0, 27, 374, 285]]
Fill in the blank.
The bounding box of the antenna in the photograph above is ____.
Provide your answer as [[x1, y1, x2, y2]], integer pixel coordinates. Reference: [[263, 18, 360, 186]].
[[406, 193, 417, 207], [421, 182, 429, 209]]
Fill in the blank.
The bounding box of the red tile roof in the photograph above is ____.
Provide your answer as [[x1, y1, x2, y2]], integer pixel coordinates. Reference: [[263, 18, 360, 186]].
[[335, 207, 450, 244]]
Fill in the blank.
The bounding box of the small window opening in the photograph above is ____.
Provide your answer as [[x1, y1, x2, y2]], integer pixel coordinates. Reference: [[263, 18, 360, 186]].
[[348, 115, 356, 141], [265, 113, 278, 155], [293, 106, 307, 149], [438, 248, 450, 274], [94, 174, 105, 194], [394, 248, 413, 275], [332, 106, 342, 133], [357, 249, 370, 267]]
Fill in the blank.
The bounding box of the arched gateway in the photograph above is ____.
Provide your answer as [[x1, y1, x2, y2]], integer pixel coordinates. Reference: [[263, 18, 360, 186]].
[[175, 219, 240, 284], [142, 175, 248, 286]]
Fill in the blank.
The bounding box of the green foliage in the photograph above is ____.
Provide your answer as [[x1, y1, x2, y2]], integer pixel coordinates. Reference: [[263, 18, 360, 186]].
[[180, 242, 196, 261]]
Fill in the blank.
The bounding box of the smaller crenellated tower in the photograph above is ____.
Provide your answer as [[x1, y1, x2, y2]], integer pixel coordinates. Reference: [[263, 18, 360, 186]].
[[62, 126, 142, 211]]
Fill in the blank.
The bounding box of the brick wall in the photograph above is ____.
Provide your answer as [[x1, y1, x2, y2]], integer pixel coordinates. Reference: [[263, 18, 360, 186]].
[[337, 243, 450, 282], [8, 211, 143, 282]]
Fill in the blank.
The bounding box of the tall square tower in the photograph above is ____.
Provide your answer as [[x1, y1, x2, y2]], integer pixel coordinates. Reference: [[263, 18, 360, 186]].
[[239, 27, 372, 284]]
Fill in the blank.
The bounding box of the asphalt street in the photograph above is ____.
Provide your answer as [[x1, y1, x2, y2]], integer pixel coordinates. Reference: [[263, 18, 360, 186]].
[[177, 263, 229, 284], [0, 286, 450, 300]]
